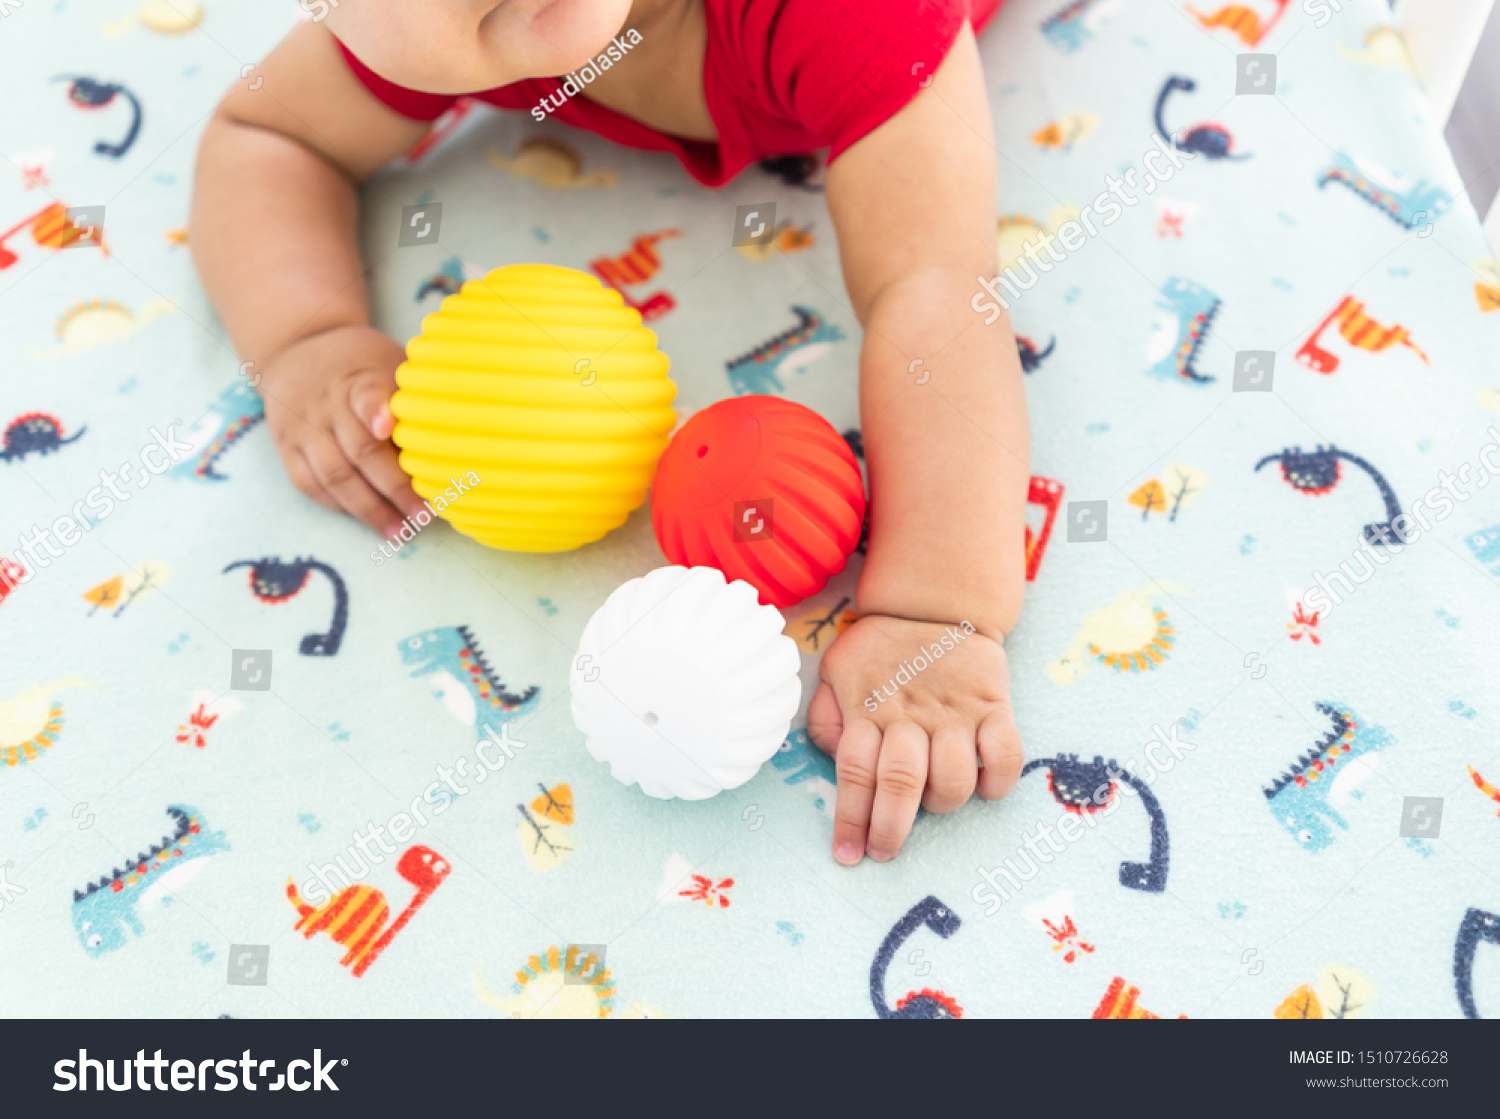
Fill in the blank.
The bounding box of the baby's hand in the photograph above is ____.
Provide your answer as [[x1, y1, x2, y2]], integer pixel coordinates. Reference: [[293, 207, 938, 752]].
[[806, 614, 1024, 866], [257, 325, 425, 538]]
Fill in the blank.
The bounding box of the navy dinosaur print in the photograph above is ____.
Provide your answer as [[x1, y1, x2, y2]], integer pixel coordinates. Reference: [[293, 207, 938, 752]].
[[1255, 444, 1406, 544], [1017, 334, 1056, 373], [870, 896, 963, 1019], [1454, 908, 1500, 1019], [1155, 75, 1250, 161], [224, 556, 348, 656], [55, 75, 142, 158], [1021, 753, 1170, 892], [1, 412, 85, 462]]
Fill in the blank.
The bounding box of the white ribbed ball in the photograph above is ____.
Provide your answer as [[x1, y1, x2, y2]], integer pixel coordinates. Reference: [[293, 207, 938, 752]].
[[569, 566, 802, 800]]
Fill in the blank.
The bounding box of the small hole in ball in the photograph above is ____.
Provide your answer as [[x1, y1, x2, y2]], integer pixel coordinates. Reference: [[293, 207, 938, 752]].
[[643, 711, 659, 726], [696, 445, 708, 458]]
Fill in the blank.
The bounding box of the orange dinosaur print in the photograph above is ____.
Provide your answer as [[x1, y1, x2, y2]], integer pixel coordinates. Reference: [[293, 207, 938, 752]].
[[1092, 976, 1186, 1018], [1297, 295, 1428, 373], [286, 845, 450, 977], [1186, 0, 1288, 46], [0, 201, 106, 269], [1468, 766, 1500, 816], [589, 230, 680, 320]]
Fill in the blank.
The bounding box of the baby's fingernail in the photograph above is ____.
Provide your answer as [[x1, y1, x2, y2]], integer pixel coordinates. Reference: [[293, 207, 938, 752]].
[[834, 844, 862, 866], [867, 848, 894, 863]]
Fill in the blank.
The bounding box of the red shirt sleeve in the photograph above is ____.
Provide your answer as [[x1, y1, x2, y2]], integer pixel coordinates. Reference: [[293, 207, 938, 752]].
[[335, 37, 458, 121], [764, 0, 975, 163]]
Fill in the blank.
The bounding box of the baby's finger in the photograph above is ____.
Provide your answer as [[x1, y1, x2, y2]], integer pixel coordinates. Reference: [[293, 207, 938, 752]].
[[349, 373, 397, 441], [305, 441, 407, 539], [923, 722, 978, 814], [867, 721, 929, 862], [806, 680, 844, 757], [286, 449, 340, 514], [976, 705, 1025, 800], [831, 719, 882, 866], [334, 405, 424, 522]]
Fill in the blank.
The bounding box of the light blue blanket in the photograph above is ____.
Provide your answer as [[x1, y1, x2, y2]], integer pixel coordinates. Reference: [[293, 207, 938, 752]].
[[2, 0, 1499, 1018]]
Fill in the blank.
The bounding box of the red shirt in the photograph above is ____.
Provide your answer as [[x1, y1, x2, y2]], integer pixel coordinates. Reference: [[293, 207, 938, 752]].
[[337, 0, 1002, 187]]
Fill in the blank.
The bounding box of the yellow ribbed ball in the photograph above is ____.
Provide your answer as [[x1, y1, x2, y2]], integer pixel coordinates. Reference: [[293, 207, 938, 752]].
[[391, 264, 677, 552]]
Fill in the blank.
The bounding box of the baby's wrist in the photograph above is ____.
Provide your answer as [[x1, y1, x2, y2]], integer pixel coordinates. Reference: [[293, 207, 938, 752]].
[[855, 569, 1021, 645]]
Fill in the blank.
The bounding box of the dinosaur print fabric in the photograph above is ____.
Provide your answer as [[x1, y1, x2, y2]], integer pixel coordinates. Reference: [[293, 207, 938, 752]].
[[1, 0, 1498, 1018]]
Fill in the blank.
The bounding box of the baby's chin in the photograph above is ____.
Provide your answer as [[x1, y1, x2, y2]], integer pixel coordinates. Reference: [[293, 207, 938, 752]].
[[330, 0, 632, 94], [516, 0, 635, 69]]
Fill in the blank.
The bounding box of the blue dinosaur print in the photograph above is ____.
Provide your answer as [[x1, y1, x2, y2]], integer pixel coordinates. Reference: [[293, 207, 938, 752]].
[[1317, 151, 1452, 230], [417, 255, 467, 301], [71, 806, 229, 957], [1040, 0, 1121, 53], [1147, 278, 1219, 383], [171, 381, 265, 481], [399, 626, 539, 731], [726, 306, 844, 396], [1264, 703, 1391, 852], [1465, 524, 1500, 573], [771, 728, 837, 815]]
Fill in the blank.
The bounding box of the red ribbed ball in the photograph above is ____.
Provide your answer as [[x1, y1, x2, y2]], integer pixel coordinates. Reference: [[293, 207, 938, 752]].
[[650, 396, 867, 608]]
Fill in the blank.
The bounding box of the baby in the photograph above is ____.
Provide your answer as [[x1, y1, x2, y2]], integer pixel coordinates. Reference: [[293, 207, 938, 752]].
[[191, 0, 1029, 867]]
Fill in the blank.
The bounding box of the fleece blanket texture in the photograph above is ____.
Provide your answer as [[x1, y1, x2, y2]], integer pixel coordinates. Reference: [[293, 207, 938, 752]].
[[2, 0, 1499, 1019]]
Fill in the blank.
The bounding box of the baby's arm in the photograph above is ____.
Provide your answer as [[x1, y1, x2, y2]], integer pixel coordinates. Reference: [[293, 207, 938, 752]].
[[191, 22, 432, 536], [812, 21, 1029, 864]]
